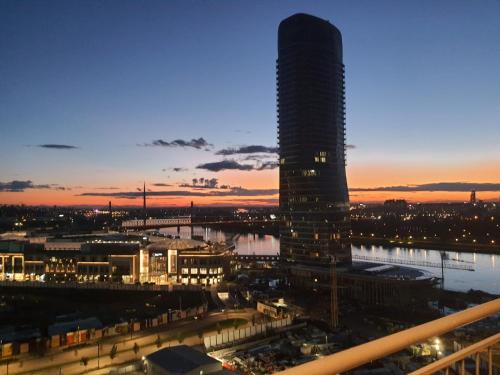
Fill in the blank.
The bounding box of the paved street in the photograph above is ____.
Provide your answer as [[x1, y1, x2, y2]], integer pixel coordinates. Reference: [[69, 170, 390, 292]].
[[4, 309, 256, 375]]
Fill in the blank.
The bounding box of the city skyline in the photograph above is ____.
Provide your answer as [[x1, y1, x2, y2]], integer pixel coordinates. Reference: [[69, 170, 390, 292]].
[[1, 0, 500, 207]]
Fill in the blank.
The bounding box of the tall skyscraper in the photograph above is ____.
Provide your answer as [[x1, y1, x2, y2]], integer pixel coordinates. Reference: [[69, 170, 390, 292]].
[[278, 13, 351, 276]]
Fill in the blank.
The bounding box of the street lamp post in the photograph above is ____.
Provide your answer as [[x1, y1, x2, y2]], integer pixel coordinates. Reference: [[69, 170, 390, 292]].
[[97, 342, 101, 369]]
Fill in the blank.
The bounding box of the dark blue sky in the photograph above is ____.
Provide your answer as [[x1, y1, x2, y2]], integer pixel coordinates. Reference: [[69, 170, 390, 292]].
[[1, 0, 499, 205]]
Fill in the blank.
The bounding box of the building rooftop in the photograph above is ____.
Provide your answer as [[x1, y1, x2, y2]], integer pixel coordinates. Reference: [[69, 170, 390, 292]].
[[286, 261, 436, 282], [146, 345, 219, 374], [48, 317, 103, 336], [147, 238, 208, 252]]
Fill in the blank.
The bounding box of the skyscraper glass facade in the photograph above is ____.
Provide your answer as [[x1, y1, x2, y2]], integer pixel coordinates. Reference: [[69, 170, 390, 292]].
[[278, 13, 351, 268]]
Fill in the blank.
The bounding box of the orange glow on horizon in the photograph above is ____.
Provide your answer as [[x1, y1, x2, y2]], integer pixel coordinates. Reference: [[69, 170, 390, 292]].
[[1, 159, 499, 206]]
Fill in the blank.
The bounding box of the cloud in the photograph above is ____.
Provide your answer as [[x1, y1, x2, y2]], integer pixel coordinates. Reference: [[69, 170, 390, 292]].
[[78, 187, 278, 198], [0, 180, 57, 192], [162, 167, 188, 172], [35, 144, 78, 149], [225, 187, 278, 196], [256, 161, 278, 170], [196, 160, 254, 172], [216, 145, 278, 155], [207, 198, 278, 206], [350, 182, 500, 192], [142, 137, 212, 150]]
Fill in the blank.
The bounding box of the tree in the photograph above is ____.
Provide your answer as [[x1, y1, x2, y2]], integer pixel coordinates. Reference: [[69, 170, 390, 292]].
[[176, 332, 184, 344], [109, 344, 118, 361], [80, 357, 89, 368], [233, 319, 241, 330], [155, 335, 162, 348], [133, 342, 140, 357], [36, 340, 47, 358]]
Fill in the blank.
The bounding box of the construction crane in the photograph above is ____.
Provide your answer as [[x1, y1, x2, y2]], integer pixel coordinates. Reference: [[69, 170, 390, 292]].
[[330, 255, 339, 330]]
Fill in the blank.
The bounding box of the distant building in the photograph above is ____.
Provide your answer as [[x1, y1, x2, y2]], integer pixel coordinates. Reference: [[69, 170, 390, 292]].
[[383, 199, 409, 210], [0, 239, 140, 283], [144, 345, 225, 375], [145, 238, 234, 286], [470, 190, 477, 204], [256, 298, 302, 319], [278, 14, 351, 276]]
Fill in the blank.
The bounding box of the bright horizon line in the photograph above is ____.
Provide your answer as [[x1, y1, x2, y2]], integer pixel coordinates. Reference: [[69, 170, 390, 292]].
[[2, 198, 498, 209]]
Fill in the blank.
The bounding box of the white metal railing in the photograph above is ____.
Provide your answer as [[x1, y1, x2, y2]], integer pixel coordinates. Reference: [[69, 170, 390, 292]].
[[122, 216, 191, 228], [409, 332, 500, 375], [275, 298, 500, 375]]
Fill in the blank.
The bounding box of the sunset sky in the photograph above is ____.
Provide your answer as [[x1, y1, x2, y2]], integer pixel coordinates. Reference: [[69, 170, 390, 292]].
[[1, 0, 499, 207]]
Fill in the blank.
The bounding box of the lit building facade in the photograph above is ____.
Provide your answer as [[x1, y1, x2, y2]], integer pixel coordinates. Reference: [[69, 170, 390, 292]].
[[145, 238, 234, 286], [277, 13, 351, 271], [0, 240, 139, 283]]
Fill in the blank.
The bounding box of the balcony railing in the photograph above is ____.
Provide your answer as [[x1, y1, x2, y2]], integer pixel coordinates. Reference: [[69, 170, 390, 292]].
[[276, 298, 500, 375]]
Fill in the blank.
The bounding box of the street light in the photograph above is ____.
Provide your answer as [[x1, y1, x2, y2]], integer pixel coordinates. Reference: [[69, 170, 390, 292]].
[[97, 342, 101, 369]]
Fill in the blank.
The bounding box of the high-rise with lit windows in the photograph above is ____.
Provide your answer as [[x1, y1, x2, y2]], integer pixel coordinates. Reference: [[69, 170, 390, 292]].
[[278, 13, 351, 273]]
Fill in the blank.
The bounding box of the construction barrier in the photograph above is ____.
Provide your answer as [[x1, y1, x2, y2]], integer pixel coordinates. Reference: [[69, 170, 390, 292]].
[[204, 317, 293, 350]]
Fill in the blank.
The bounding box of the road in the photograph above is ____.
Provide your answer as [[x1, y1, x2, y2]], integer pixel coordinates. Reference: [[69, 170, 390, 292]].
[[4, 309, 256, 375]]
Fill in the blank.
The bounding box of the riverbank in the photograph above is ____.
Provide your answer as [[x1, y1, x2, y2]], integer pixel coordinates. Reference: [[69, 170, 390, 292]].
[[351, 236, 500, 255]]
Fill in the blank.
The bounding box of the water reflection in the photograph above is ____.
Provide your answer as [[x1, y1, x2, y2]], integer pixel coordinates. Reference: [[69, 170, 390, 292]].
[[159, 226, 499, 295]]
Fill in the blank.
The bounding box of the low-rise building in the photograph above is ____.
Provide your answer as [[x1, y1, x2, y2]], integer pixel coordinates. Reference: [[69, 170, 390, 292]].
[[144, 345, 225, 375], [146, 238, 234, 286]]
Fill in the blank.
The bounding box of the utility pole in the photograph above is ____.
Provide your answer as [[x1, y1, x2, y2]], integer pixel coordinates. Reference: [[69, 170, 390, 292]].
[[108, 201, 112, 227], [440, 251, 446, 289], [330, 255, 339, 330], [190, 201, 194, 239]]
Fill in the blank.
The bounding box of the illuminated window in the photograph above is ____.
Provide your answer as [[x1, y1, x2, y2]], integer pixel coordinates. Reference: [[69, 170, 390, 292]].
[[302, 169, 317, 176], [314, 151, 328, 163]]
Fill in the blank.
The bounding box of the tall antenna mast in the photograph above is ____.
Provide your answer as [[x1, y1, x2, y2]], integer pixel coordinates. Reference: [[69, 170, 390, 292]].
[[143, 181, 147, 230]]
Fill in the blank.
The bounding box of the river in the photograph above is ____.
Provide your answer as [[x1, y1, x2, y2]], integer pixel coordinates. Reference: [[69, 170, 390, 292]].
[[160, 226, 499, 295]]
